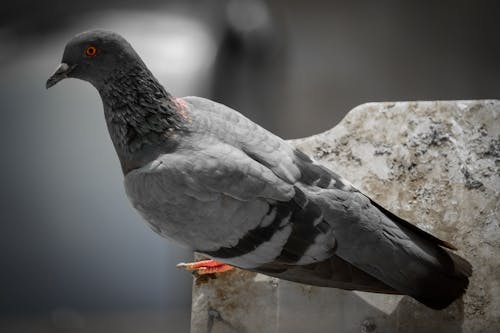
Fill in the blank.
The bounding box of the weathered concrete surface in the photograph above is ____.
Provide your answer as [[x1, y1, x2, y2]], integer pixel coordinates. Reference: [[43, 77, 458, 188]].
[[191, 100, 500, 333]]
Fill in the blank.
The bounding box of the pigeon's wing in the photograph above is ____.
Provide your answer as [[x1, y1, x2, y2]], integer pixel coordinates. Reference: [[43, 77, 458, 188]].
[[182, 97, 471, 308]]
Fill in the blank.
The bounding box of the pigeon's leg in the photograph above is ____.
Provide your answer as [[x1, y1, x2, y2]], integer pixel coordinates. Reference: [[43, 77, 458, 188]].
[[176, 259, 234, 275]]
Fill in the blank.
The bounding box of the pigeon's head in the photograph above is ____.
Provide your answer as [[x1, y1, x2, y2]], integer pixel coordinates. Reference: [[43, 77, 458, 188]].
[[47, 30, 141, 89]]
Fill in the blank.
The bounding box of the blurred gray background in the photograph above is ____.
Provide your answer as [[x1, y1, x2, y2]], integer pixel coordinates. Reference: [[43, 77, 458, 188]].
[[0, 0, 498, 332]]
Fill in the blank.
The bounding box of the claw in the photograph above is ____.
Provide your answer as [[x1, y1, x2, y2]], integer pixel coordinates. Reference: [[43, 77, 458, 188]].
[[177, 259, 234, 275]]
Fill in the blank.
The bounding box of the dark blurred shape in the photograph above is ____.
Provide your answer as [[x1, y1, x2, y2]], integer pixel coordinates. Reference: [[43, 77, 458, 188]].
[[212, 0, 287, 132]]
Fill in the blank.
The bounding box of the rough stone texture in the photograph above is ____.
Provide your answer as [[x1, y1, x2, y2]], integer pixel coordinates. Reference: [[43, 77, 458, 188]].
[[190, 100, 500, 333]]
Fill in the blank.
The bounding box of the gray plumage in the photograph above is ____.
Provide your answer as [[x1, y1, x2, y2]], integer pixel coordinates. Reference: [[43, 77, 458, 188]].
[[47, 30, 472, 310]]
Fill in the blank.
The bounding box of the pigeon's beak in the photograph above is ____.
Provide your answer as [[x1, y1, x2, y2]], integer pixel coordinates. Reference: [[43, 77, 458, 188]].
[[46, 63, 74, 89]]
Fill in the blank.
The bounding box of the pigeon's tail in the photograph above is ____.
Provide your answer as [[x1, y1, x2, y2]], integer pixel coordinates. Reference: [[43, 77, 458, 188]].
[[370, 199, 472, 310], [410, 249, 472, 310]]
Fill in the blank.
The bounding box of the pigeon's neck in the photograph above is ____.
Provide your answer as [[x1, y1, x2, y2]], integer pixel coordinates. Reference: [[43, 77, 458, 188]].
[[97, 64, 186, 174]]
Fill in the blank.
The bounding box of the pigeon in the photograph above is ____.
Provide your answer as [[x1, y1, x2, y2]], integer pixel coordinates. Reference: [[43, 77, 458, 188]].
[[47, 30, 471, 310]]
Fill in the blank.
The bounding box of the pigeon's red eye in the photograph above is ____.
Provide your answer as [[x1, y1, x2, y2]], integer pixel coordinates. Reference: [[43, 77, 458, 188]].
[[85, 45, 97, 57]]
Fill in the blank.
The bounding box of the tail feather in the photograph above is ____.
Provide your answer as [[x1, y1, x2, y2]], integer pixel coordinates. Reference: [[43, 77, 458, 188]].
[[359, 195, 472, 309], [410, 249, 472, 309], [368, 199, 473, 310]]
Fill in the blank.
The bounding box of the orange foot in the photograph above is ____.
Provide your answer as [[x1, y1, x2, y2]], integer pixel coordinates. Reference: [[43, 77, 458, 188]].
[[176, 259, 234, 275]]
